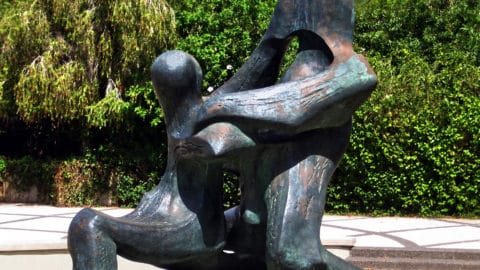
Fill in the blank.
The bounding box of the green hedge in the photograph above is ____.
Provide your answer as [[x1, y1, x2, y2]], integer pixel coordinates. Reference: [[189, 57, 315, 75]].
[[1, 139, 162, 207], [169, 0, 480, 216], [326, 0, 480, 216]]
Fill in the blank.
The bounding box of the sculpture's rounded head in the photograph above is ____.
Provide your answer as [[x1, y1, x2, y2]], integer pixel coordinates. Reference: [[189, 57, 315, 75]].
[[151, 50, 203, 107]]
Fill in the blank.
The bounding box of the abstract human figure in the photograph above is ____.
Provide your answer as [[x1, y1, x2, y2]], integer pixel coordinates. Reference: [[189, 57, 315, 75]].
[[69, 51, 230, 270], [68, 0, 377, 269]]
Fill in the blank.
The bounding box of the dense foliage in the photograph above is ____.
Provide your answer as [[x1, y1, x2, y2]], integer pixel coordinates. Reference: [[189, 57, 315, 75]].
[[1, 0, 174, 125], [328, 0, 480, 216], [0, 0, 175, 206], [170, 0, 276, 90], [0, 0, 478, 216]]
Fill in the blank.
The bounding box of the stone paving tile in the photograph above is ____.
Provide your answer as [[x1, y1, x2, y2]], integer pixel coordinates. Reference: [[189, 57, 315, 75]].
[[0, 204, 132, 251]]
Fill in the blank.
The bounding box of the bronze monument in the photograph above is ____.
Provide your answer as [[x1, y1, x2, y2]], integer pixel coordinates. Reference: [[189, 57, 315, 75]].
[[68, 0, 377, 269]]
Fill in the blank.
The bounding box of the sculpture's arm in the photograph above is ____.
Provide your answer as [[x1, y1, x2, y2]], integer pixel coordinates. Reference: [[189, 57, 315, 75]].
[[199, 54, 377, 136], [211, 38, 289, 96], [213, 0, 356, 96]]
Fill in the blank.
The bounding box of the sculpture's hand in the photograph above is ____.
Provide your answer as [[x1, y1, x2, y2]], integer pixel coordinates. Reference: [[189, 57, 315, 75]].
[[176, 122, 256, 159], [199, 54, 376, 136]]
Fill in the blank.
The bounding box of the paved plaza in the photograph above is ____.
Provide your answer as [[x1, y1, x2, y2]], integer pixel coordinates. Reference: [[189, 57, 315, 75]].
[[0, 203, 479, 269]]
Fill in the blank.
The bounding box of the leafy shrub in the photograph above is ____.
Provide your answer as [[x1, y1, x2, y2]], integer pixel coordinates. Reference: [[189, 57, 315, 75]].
[[1, 156, 56, 203], [0, 0, 173, 206], [0, 0, 175, 126], [117, 174, 157, 208], [125, 83, 164, 128], [327, 0, 480, 216], [54, 143, 162, 207], [0, 156, 6, 175], [55, 157, 109, 206]]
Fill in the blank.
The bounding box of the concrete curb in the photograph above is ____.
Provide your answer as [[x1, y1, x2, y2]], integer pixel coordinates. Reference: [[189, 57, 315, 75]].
[[348, 247, 480, 270]]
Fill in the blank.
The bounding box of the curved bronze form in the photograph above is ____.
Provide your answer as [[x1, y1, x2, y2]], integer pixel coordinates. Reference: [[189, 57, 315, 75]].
[[68, 0, 377, 269]]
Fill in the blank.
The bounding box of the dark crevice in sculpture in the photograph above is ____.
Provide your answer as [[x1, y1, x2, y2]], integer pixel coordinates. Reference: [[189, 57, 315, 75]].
[[68, 0, 377, 269]]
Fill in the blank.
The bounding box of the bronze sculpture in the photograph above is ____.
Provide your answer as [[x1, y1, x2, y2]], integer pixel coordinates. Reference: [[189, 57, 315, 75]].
[[68, 0, 377, 269]]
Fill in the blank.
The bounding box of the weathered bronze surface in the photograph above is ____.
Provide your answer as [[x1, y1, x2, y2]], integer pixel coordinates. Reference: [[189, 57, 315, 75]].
[[68, 0, 377, 269]]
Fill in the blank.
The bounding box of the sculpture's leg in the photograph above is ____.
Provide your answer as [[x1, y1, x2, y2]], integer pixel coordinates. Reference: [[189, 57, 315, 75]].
[[264, 127, 360, 270], [68, 161, 226, 270], [68, 208, 223, 270], [68, 208, 118, 269]]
